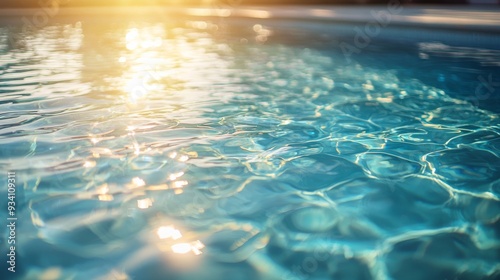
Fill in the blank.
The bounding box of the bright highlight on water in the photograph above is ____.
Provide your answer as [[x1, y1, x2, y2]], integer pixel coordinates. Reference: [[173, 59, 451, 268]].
[[0, 7, 499, 280]]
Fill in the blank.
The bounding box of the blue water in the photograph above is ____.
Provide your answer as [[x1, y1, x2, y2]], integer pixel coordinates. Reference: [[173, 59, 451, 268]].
[[1, 10, 499, 280]]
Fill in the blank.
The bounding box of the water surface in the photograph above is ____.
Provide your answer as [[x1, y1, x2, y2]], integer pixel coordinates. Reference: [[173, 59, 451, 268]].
[[0, 9, 499, 280]]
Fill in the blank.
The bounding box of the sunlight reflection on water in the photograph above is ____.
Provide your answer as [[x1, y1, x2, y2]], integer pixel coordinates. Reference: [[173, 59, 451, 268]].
[[0, 10, 499, 280]]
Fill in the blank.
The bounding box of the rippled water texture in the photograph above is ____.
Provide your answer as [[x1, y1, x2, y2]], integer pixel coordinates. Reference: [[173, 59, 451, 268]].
[[1, 10, 499, 280]]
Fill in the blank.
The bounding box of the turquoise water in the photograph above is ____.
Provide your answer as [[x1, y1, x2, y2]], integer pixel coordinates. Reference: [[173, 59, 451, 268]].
[[1, 11, 500, 280]]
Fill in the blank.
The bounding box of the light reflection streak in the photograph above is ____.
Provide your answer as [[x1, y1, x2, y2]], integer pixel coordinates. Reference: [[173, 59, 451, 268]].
[[171, 241, 205, 255], [156, 225, 205, 256], [121, 26, 165, 104], [83, 160, 96, 168], [157, 225, 182, 240], [137, 198, 153, 209], [132, 177, 146, 187], [97, 183, 113, 201], [169, 152, 178, 159], [169, 171, 185, 181], [126, 177, 147, 189], [79, 22, 236, 239], [178, 155, 189, 162], [97, 184, 109, 195], [235, 9, 271, 19], [172, 180, 188, 189], [90, 136, 100, 144], [89, 148, 113, 159]]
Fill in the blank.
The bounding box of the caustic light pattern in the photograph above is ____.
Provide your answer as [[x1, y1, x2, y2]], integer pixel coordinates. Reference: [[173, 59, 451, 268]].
[[0, 14, 499, 280]]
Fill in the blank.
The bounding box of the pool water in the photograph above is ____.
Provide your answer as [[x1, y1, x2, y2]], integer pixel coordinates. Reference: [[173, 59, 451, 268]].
[[1, 10, 500, 280]]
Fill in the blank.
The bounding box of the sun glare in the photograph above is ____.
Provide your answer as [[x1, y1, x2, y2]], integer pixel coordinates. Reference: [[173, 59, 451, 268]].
[[120, 26, 165, 104]]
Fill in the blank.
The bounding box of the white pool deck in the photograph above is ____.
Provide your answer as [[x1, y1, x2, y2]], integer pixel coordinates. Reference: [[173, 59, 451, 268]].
[[1, 5, 500, 33]]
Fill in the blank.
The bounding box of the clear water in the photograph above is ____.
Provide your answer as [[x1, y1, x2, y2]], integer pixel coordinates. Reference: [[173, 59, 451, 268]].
[[1, 10, 499, 280]]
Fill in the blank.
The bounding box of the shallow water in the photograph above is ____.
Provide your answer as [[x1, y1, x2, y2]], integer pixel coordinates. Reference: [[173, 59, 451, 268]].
[[0, 10, 499, 280]]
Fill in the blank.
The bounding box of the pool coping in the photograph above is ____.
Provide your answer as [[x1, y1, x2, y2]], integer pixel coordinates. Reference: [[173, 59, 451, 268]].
[[1, 5, 500, 34]]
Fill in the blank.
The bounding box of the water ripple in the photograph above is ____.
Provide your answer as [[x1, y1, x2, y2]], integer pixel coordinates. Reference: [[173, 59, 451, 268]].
[[0, 14, 499, 280]]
